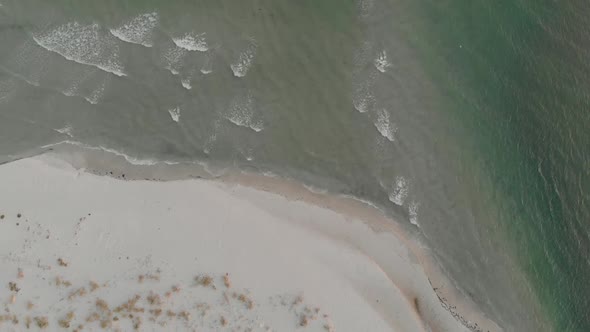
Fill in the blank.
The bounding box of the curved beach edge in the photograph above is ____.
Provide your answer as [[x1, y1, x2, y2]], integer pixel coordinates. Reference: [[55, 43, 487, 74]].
[[0, 150, 502, 332]]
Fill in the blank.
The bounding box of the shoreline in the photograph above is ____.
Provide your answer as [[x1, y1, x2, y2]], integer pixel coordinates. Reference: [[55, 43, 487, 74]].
[[0, 146, 502, 331], [220, 172, 498, 332]]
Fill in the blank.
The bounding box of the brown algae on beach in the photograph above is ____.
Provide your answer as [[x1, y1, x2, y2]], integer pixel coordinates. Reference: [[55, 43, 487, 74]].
[[194, 274, 215, 289], [57, 258, 68, 267], [68, 287, 87, 300], [223, 273, 231, 288], [0, 269, 334, 331], [34, 316, 48, 329], [138, 272, 160, 283], [55, 276, 72, 287], [233, 292, 255, 309], [8, 281, 19, 292], [58, 311, 75, 328], [89, 280, 100, 292]]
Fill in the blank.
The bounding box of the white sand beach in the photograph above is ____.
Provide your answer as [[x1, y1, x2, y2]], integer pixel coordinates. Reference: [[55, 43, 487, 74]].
[[0, 153, 501, 332]]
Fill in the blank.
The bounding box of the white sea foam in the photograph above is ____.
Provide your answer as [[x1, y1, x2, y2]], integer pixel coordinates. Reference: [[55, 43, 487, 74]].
[[409, 201, 420, 227], [239, 148, 255, 162], [226, 93, 263, 132], [248, 122, 264, 132], [62, 85, 78, 97], [163, 46, 187, 76], [41, 140, 179, 166], [181, 78, 192, 90], [200, 55, 213, 75], [59, 69, 109, 105], [231, 43, 256, 78], [54, 126, 73, 137], [227, 112, 263, 132], [350, 195, 383, 212], [168, 107, 181, 122], [353, 89, 375, 113], [110, 12, 159, 48], [57, 67, 92, 97], [173, 32, 208, 52], [84, 80, 107, 105], [374, 108, 396, 142], [374, 50, 392, 73], [352, 75, 376, 113], [302, 183, 330, 195], [33, 22, 126, 77], [389, 176, 409, 206]]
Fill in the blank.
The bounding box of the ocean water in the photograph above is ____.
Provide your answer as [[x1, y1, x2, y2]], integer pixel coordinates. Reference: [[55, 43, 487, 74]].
[[0, 1, 588, 331]]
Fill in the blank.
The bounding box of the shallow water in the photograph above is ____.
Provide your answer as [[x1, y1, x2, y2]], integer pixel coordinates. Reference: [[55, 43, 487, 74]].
[[1, 1, 589, 331]]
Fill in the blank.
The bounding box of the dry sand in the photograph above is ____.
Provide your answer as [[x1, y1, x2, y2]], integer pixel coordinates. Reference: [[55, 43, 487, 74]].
[[0, 153, 501, 331]]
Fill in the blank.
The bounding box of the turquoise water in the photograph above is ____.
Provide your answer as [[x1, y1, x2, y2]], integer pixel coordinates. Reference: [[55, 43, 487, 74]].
[[0, 1, 588, 330], [404, 1, 590, 330]]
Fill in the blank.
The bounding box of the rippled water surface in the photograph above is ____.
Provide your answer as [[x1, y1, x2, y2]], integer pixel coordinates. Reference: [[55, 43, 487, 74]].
[[1, 1, 589, 331]]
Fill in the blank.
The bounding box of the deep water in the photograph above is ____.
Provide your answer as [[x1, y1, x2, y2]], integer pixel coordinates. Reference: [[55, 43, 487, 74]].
[[404, 0, 590, 330]]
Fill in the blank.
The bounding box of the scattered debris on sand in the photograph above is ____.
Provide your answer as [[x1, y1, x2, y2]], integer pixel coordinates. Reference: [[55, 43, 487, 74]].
[[89, 280, 100, 292], [68, 287, 87, 300], [34, 316, 48, 329], [55, 276, 72, 287], [178, 310, 190, 321], [146, 292, 162, 306], [24, 316, 31, 328], [233, 292, 255, 310], [57, 258, 69, 267], [223, 273, 231, 288], [300, 314, 309, 327], [194, 274, 216, 289], [324, 322, 335, 331], [138, 272, 160, 283], [58, 311, 75, 328], [8, 281, 19, 292], [1, 267, 334, 331]]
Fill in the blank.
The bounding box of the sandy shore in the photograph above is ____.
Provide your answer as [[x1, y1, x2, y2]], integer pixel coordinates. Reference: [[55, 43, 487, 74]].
[[0, 153, 501, 331]]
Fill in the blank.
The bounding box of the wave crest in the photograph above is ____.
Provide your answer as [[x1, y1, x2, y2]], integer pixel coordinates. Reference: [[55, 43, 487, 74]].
[[110, 12, 159, 48], [33, 22, 126, 77]]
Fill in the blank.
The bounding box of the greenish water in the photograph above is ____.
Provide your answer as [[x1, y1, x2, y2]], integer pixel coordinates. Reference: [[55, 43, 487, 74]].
[[0, 1, 588, 330], [402, 1, 590, 330]]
